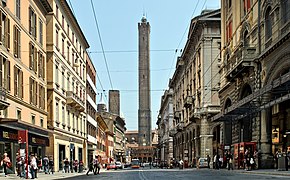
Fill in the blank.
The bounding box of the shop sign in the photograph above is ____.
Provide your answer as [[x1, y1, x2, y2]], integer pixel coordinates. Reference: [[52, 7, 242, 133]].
[[32, 137, 46, 145], [2, 131, 18, 140]]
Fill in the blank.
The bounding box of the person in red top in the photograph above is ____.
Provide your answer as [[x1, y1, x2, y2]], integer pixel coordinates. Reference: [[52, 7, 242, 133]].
[[1, 153, 11, 177]]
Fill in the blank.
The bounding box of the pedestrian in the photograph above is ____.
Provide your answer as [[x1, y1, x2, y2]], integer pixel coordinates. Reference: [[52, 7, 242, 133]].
[[215, 154, 220, 170], [1, 153, 11, 177], [48, 156, 54, 174], [227, 153, 234, 170], [253, 149, 259, 170], [73, 159, 78, 172], [207, 155, 211, 169], [78, 160, 84, 173], [213, 154, 217, 169], [43, 155, 49, 174], [97, 156, 101, 174], [179, 159, 184, 169], [64, 158, 70, 173], [30, 154, 38, 179], [86, 159, 94, 176]]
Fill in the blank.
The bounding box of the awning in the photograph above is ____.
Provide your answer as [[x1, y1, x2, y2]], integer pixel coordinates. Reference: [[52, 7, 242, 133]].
[[211, 71, 290, 122]]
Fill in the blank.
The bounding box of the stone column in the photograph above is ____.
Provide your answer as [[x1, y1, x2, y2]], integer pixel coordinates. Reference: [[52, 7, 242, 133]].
[[200, 116, 213, 158], [260, 93, 273, 168]]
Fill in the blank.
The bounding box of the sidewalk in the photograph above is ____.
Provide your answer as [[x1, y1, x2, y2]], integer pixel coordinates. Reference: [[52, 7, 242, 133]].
[[0, 168, 106, 180], [229, 169, 290, 177]]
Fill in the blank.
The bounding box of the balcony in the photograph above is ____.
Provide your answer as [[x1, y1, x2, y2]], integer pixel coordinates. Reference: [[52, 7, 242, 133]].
[[66, 91, 85, 112], [174, 111, 181, 120], [204, 105, 220, 115], [184, 95, 194, 108], [0, 87, 9, 110], [226, 46, 256, 81], [176, 122, 184, 132], [169, 129, 177, 137]]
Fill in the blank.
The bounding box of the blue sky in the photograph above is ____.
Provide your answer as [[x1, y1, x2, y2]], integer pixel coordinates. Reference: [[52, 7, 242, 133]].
[[69, 0, 220, 130]]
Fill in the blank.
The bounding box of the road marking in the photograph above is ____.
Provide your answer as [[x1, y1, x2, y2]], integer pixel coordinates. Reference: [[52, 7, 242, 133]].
[[139, 169, 150, 180]]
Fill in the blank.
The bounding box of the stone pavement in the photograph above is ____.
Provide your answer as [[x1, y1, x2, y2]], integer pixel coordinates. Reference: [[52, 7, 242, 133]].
[[0, 168, 106, 179], [236, 169, 290, 176]]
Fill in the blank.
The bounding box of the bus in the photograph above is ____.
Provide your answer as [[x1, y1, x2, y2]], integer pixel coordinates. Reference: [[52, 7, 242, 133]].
[[131, 159, 140, 169]]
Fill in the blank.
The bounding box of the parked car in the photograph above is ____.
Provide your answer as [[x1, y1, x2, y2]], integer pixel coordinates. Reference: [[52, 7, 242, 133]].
[[115, 161, 123, 169], [198, 158, 208, 168], [107, 163, 117, 170]]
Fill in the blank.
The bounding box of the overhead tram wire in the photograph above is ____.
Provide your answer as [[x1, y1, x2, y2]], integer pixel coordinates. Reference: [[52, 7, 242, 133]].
[[90, 0, 114, 90]]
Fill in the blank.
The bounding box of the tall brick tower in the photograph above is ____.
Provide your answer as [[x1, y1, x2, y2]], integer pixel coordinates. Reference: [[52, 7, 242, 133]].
[[138, 16, 151, 146]]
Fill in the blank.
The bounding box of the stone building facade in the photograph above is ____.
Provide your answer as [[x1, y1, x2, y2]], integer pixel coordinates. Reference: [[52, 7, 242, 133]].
[[158, 9, 221, 166], [86, 52, 98, 165], [46, 0, 88, 171], [211, 0, 290, 169], [156, 89, 174, 165], [0, 0, 52, 172]]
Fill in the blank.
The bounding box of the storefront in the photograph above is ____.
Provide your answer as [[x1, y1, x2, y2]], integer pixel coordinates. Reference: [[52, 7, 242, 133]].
[[0, 124, 50, 174]]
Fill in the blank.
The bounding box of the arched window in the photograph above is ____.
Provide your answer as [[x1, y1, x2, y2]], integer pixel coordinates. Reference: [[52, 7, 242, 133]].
[[265, 7, 272, 40], [243, 30, 249, 46]]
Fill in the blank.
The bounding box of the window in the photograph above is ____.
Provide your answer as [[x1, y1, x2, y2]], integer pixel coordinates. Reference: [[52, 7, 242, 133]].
[[16, 0, 21, 19], [72, 113, 75, 129], [282, 0, 290, 23], [67, 75, 70, 91], [62, 106, 65, 124], [14, 65, 23, 98], [56, 5, 59, 20], [17, 109, 21, 119], [0, 11, 11, 49], [67, 43, 70, 63], [67, 24, 70, 37], [55, 102, 59, 122], [226, 20, 233, 43], [29, 42, 37, 73], [72, 50, 75, 65], [55, 65, 59, 84], [62, 70, 65, 90], [0, 56, 11, 91], [67, 110, 70, 127], [13, 25, 21, 58], [55, 29, 59, 49], [38, 52, 45, 79], [31, 115, 35, 125], [72, 33, 74, 44], [265, 7, 272, 40], [243, 0, 251, 16], [29, 7, 37, 39], [29, 77, 37, 105], [228, 0, 232, 9], [40, 118, 44, 127], [39, 19, 43, 45], [62, 15, 64, 28], [39, 84, 45, 110], [62, 38, 65, 56]]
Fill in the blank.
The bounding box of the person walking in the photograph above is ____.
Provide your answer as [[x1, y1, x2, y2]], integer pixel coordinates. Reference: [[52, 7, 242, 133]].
[[73, 159, 78, 172], [93, 155, 100, 175], [43, 155, 49, 174], [215, 154, 220, 170], [227, 153, 234, 170], [30, 154, 37, 179], [213, 154, 217, 169], [64, 158, 70, 173], [48, 156, 54, 174], [207, 155, 211, 169], [86, 159, 94, 176], [1, 153, 11, 177]]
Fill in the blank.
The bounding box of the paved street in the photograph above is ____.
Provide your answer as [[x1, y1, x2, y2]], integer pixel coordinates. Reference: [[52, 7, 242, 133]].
[[63, 168, 290, 180]]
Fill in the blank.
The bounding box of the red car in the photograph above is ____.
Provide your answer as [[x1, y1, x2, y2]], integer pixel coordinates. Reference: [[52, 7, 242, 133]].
[[107, 163, 117, 170]]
